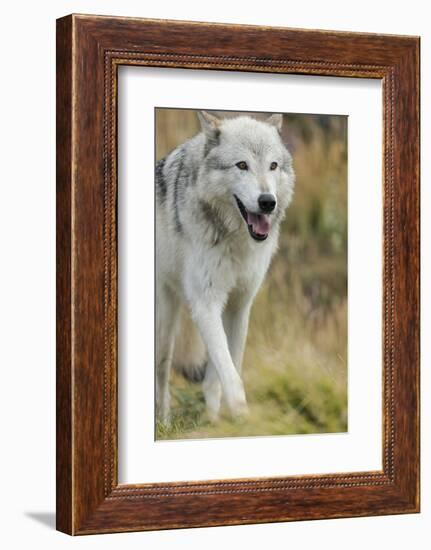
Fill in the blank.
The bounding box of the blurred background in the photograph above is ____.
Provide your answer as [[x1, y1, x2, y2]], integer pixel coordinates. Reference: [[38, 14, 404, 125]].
[[155, 108, 348, 440]]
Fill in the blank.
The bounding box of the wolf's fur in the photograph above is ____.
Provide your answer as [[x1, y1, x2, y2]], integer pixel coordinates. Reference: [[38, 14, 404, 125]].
[[156, 111, 295, 423]]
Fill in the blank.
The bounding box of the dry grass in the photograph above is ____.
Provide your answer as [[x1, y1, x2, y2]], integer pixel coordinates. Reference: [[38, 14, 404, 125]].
[[155, 109, 348, 440]]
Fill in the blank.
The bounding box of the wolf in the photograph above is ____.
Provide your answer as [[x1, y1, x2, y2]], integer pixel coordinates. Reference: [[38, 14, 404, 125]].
[[155, 111, 295, 424]]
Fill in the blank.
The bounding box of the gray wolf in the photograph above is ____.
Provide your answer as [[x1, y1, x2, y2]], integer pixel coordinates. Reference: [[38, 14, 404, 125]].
[[155, 111, 295, 424]]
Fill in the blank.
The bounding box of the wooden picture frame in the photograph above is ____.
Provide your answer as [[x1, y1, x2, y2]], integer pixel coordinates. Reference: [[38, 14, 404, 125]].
[[56, 14, 420, 535]]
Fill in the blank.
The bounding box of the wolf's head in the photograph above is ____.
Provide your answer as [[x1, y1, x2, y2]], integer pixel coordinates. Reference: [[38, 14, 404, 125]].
[[197, 111, 295, 242]]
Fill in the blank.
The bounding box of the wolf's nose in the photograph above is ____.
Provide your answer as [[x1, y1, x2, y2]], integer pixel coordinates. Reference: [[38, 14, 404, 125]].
[[258, 193, 276, 213]]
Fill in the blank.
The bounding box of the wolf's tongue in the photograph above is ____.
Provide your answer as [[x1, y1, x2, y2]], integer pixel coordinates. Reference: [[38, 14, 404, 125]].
[[246, 212, 271, 236]]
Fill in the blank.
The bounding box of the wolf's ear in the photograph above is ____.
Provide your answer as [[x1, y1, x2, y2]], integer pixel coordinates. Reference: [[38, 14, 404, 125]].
[[197, 111, 221, 138], [267, 113, 283, 133]]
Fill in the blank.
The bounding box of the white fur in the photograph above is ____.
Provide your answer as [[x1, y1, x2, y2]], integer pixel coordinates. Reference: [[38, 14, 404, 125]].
[[155, 112, 295, 423]]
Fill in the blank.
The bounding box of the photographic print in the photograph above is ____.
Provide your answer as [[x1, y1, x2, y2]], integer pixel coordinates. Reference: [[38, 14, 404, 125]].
[[57, 15, 420, 533], [155, 108, 348, 440]]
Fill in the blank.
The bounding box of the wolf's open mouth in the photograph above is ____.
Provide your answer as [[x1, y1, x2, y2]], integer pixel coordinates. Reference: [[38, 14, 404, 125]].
[[234, 195, 271, 242]]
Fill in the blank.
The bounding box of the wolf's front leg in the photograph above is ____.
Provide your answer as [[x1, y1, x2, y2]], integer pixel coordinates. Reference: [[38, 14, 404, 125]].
[[202, 361, 222, 422], [203, 294, 252, 421], [156, 285, 180, 425], [191, 302, 248, 419], [224, 292, 254, 374]]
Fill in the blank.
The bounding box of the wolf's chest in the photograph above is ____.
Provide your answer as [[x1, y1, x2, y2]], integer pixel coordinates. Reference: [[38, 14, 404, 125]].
[[207, 240, 273, 291]]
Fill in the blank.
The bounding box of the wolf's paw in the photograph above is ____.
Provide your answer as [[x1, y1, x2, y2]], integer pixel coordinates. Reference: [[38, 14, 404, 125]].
[[206, 408, 221, 423], [156, 413, 172, 429], [226, 385, 249, 420], [231, 400, 249, 421], [203, 384, 222, 423], [156, 401, 172, 428]]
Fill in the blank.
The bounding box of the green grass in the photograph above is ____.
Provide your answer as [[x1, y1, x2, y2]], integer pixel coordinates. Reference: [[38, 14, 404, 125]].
[[155, 110, 348, 440]]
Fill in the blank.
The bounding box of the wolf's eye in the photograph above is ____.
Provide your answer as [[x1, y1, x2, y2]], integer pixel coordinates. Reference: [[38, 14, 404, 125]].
[[270, 161, 278, 171], [236, 161, 248, 171]]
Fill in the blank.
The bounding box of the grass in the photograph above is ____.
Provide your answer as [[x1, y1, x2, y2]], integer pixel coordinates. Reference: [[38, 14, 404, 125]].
[[155, 109, 348, 440]]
